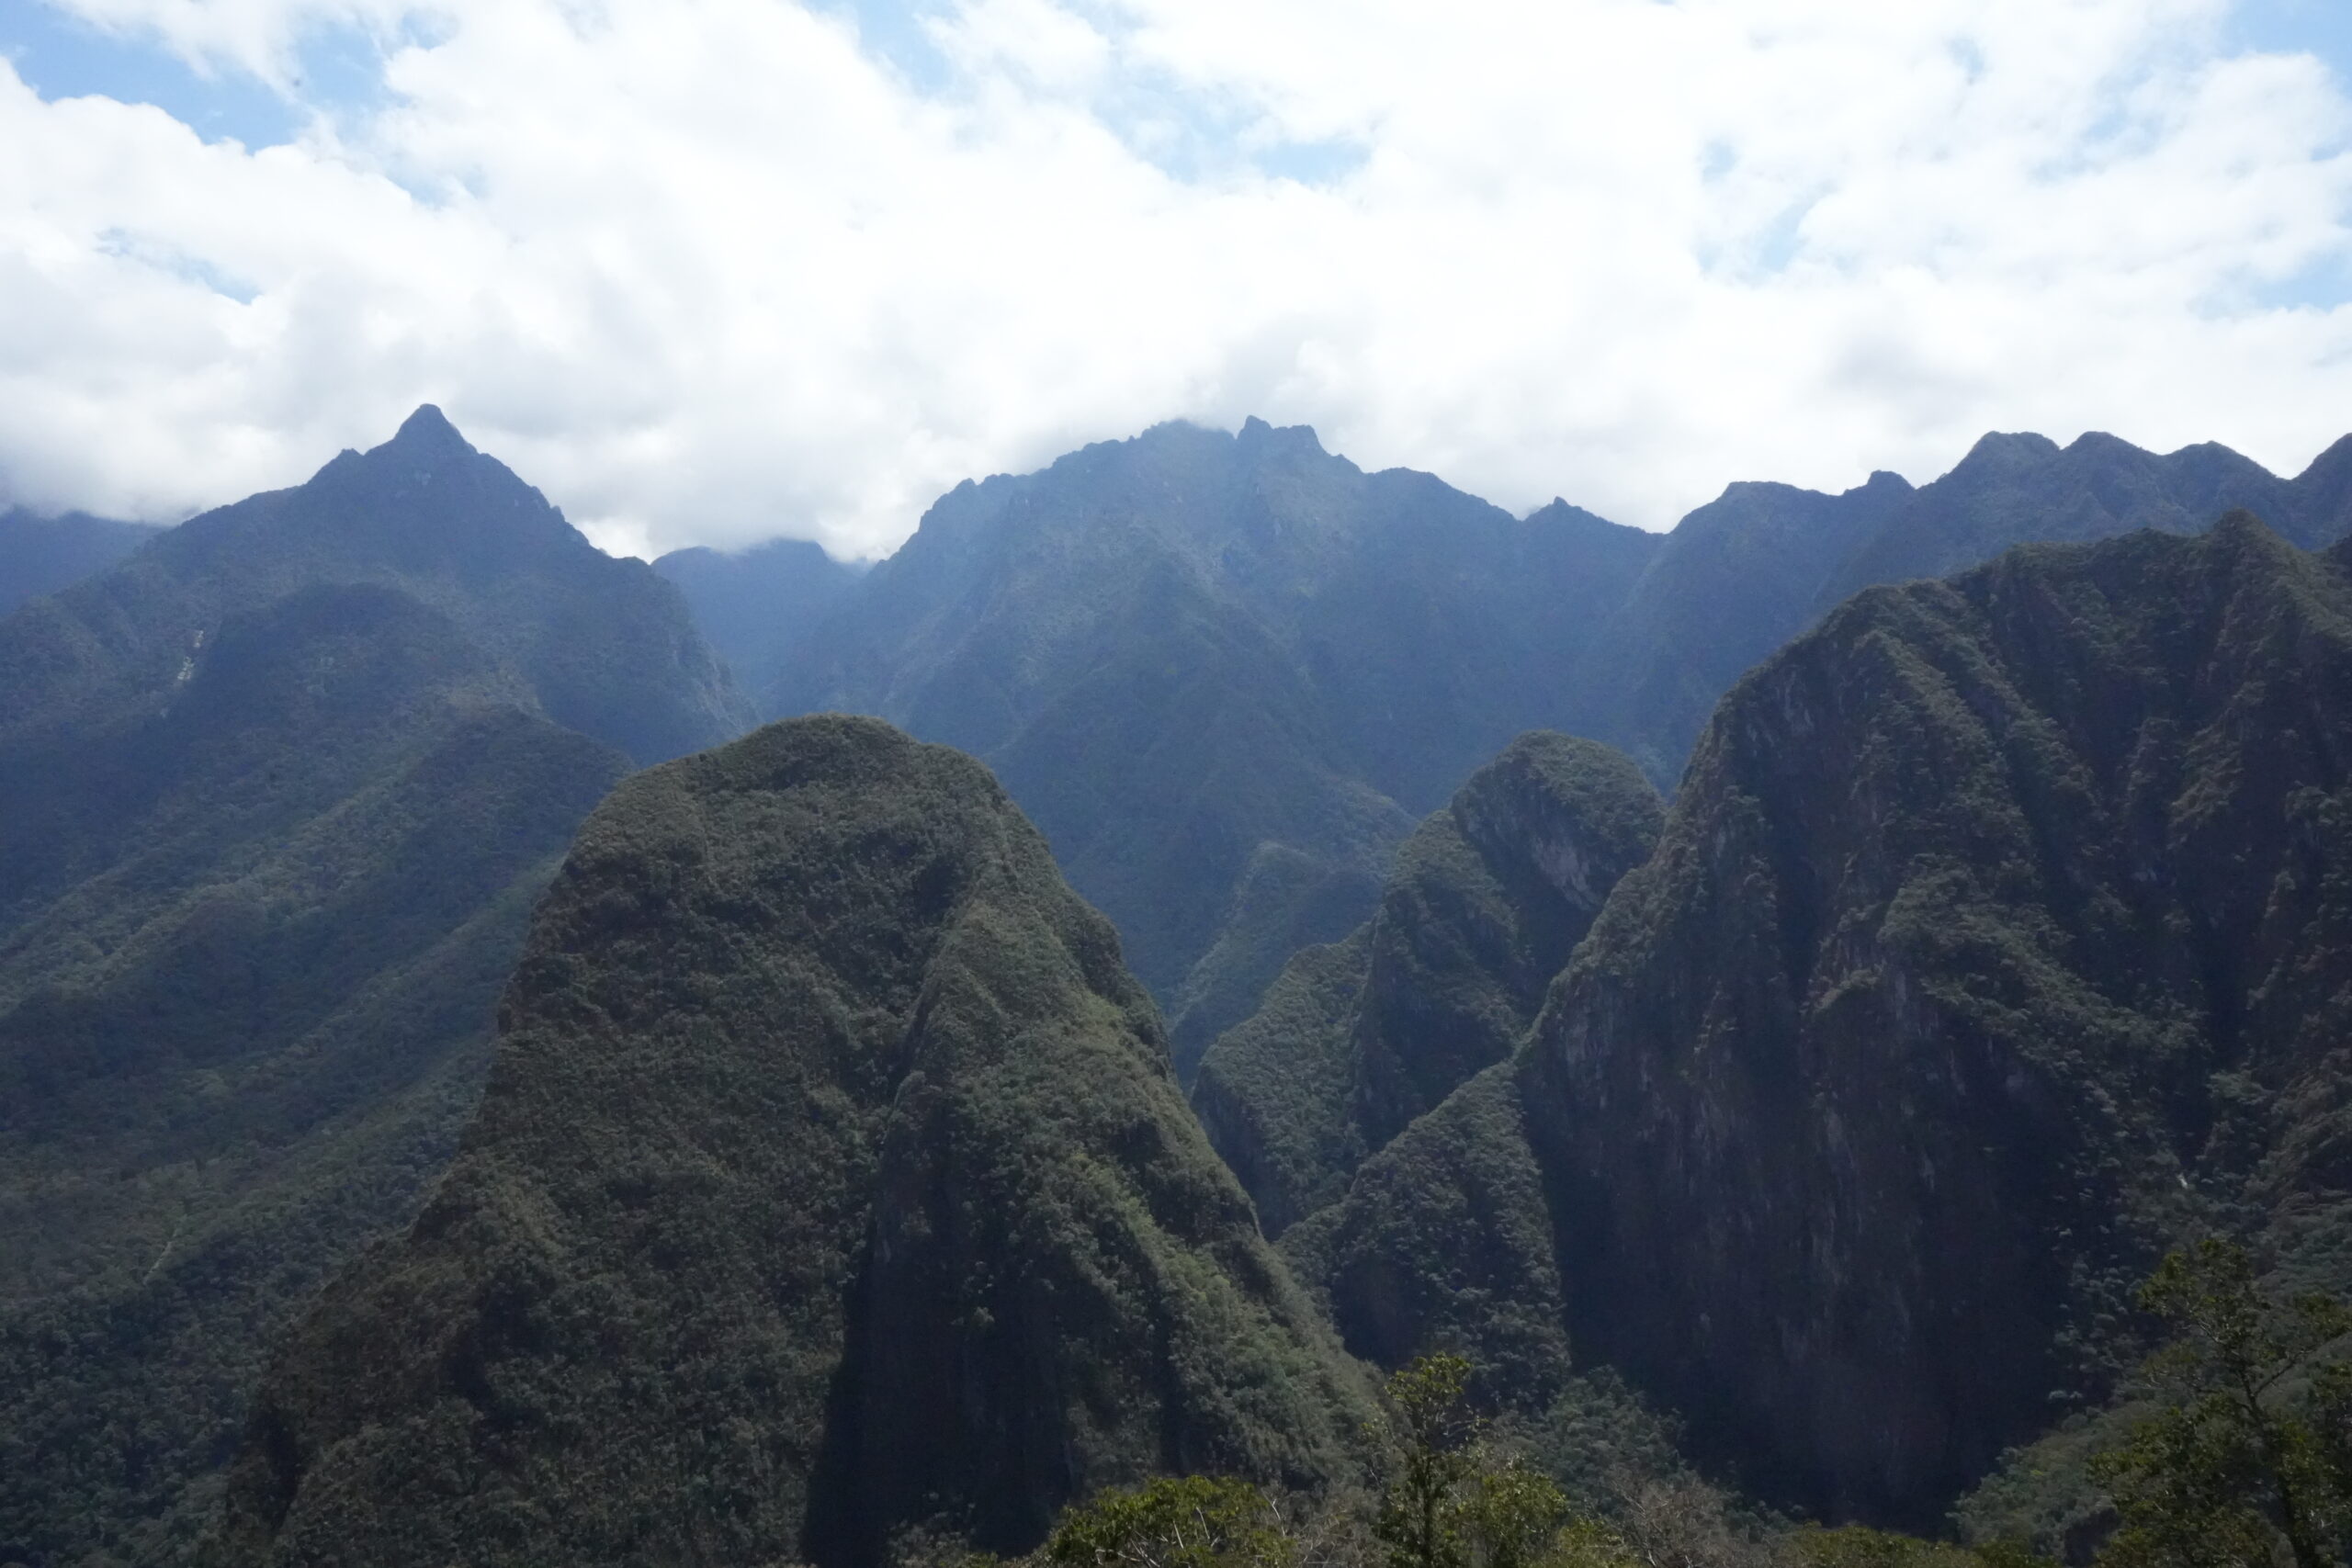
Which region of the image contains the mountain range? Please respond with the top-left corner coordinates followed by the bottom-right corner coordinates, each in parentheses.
top-left (202, 715), bottom-right (1369, 1568)
top-left (640, 422), bottom-right (2352, 1080)
top-left (9, 406), bottom-right (2352, 1564)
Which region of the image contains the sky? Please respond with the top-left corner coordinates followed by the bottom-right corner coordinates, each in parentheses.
top-left (5, 1), bottom-right (2352, 558)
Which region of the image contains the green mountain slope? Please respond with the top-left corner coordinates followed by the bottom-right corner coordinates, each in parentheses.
top-left (1821, 430), bottom-right (2312, 600)
top-left (0, 507), bottom-right (160, 619)
top-left (1193, 732), bottom-right (1661, 1236)
top-left (0, 410), bottom-right (746, 1566)
top-left (1291, 513), bottom-right (2352, 1532)
top-left (203, 716), bottom-right (1372, 1568)
top-left (1568, 472), bottom-right (1917, 784)
top-left (1577, 429), bottom-right (2352, 785)
top-left (771, 419), bottom-right (1659, 1076)
top-left (737, 421), bottom-right (2352, 1086)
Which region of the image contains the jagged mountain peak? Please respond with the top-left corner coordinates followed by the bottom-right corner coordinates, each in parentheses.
top-left (1236, 412), bottom-right (1330, 457)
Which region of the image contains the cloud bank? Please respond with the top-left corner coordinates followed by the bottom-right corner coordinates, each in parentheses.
top-left (4, 0), bottom-right (2351, 557)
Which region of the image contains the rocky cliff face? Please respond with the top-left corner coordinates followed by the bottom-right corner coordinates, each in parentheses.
top-left (1193, 732), bottom-right (1660, 1236)
top-left (205, 716), bottom-right (1370, 1568)
top-left (1524, 513), bottom-right (2352, 1524)
top-left (732, 420), bottom-right (2352, 1087)
top-left (1294, 514), bottom-right (2352, 1529)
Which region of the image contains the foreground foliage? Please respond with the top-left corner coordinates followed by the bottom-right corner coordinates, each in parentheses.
top-left (2086, 1240), bottom-right (2352, 1568)
top-left (1033, 1360), bottom-right (2042, 1568)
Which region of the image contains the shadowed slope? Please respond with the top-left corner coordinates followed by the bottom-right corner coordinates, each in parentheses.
top-left (0, 585), bottom-right (629, 1565)
top-left (654, 536), bottom-right (864, 699)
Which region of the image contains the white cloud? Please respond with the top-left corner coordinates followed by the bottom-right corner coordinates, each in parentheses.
top-left (3, 0), bottom-right (2351, 558)
top-left (37, 0), bottom-right (422, 84)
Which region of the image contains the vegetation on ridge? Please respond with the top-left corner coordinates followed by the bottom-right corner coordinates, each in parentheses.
top-left (1193, 731), bottom-right (1661, 1238)
top-left (203, 715), bottom-right (1372, 1568)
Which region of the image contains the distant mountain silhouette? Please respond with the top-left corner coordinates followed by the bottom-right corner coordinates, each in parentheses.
top-left (768, 418), bottom-right (1658, 1076)
top-left (654, 535), bottom-right (864, 699)
top-left (0, 506), bottom-right (160, 618)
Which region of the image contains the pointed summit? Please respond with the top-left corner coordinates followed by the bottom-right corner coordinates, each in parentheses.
top-left (387, 402), bottom-right (472, 457)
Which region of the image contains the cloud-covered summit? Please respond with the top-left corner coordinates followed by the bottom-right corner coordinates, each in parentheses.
top-left (5, 0), bottom-right (2352, 558)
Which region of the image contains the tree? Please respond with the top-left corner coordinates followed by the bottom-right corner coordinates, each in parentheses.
top-left (2091, 1238), bottom-right (2352, 1568)
top-left (1046, 1475), bottom-right (1295, 1568)
top-left (1371, 1354), bottom-right (1637, 1568)
top-left (1375, 1356), bottom-right (1481, 1568)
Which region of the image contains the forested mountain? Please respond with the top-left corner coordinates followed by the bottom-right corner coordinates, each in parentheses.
top-left (1192, 732), bottom-right (1661, 1236)
top-left (0, 410), bottom-right (743, 1565)
top-left (204, 716), bottom-right (1371, 1568)
top-left (744, 422), bottom-right (2352, 1077)
top-left (0, 507), bottom-right (161, 618)
top-left (653, 535), bottom-right (865, 698)
top-left (14, 402), bottom-right (2352, 1563)
top-left (1282, 513), bottom-right (2352, 1539)
top-left (768, 418), bottom-right (1658, 1076)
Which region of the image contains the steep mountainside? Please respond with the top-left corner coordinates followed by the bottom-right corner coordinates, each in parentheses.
top-left (1291, 513), bottom-right (2352, 1531)
top-left (1193, 732), bottom-right (1661, 1235)
top-left (204, 716), bottom-right (1371, 1568)
top-left (0, 411), bottom-right (742, 1566)
top-left (736, 422), bottom-right (2352, 1077)
top-left (772, 418), bottom-right (1660, 1073)
top-left (0, 507), bottom-right (160, 618)
top-left (654, 536), bottom-right (864, 699)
